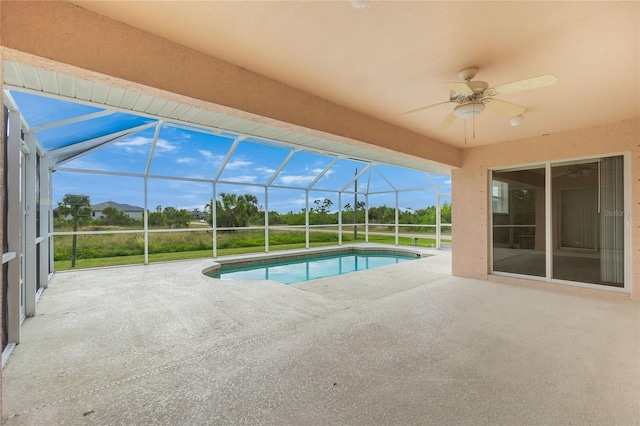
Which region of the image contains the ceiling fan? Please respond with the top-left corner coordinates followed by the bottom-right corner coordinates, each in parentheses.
top-left (403, 67), bottom-right (558, 129)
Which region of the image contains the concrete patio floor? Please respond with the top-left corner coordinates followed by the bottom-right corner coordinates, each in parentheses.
top-left (2, 245), bottom-right (639, 425)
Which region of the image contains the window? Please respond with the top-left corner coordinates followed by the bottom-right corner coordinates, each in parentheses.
top-left (492, 180), bottom-right (509, 214)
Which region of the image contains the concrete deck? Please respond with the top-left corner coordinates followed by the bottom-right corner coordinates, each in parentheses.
top-left (2, 245), bottom-right (639, 425)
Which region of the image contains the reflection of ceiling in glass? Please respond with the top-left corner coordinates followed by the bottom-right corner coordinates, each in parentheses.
top-left (7, 89), bottom-right (451, 194)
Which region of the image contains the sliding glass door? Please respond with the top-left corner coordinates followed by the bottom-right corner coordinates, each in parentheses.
top-left (492, 167), bottom-right (546, 277)
top-left (491, 155), bottom-right (626, 289)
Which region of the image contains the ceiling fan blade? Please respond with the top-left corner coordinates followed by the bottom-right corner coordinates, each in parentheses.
top-left (446, 82), bottom-right (474, 94)
top-left (485, 99), bottom-right (527, 116)
top-left (438, 110), bottom-right (457, 129)
top-left (401, 101), bottom-right (451, 115)
top-left (492, 74), bottom-right (558, 94)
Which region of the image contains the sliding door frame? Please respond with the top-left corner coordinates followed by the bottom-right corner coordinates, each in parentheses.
top-left (489, 152), bottom-right (631, 293)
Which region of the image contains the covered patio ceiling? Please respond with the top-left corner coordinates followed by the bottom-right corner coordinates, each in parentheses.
top-left (62, 1), bottom-right (638, 148)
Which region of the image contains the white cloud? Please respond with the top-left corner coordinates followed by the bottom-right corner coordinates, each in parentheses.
top-left (62, 158), bottom-right (112, 172)
top-left (114, 136), bottom-right (177, 154)
top-left (186, 174), bottom-right (207, 180)
top-left (154, 139), bottom-right (177, 152)
top-left (226, 159), bottom-right (253, 169)
top-left (256, 166), bottom-right (275, 175)
top-left (223, 185), bottom-right (262, 195)
top-left (226, 175), bottom-right (256, 183)
top-left (243, 186), bottom-right (263, 194)
top-left (114, 136), bottom-right (147, 150)
top-left (311, 167), bottom-right (329, 175)
top-left (176, 157), bottom-right (196, 164)
top-left (194, 152), bottom-right (252, 170)
top-left (279, 174), bottom-right (316, 185)
top-left (166, 181), bottom-right (189, 189)
top-left (198, 150), bottom-right (223, 165)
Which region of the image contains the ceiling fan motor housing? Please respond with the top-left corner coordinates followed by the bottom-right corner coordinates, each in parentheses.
top-left (454, 102), bottom-right (486, 118)
top-left (468, 80), bottom-right (488, 93)
top-left (458, 66), bottom-right (479, 81)
top-left (450, 80), bottom-right (490, 103)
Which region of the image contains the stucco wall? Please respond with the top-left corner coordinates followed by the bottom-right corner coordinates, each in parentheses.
top-left (452, 118), bottom-right (640, 299)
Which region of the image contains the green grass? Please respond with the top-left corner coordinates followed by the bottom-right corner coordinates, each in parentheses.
top-left (53, 241), bottom-right (349, 271)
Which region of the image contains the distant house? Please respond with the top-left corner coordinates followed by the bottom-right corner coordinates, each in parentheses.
top-left (191, 209), bottom-right (205, 220)
top-left (91, 201), bottom-right (144, 220)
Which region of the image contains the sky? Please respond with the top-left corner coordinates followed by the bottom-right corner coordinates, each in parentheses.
top-left (12, 90), bottom-right (451, 214)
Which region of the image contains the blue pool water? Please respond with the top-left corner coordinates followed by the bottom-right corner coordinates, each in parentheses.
top-left (209, 252), bottom-right (419, 284)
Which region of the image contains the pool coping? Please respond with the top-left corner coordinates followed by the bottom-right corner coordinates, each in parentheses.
top-left (202, 244), bottom-right (428, 276)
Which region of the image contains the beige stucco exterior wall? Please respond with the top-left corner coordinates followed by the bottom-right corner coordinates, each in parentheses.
top-left (0, 0), bottom-right (461, 170)
top-left (452, 119), bottom-right (640, 299)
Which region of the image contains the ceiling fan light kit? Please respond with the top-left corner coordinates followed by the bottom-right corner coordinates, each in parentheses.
top-left (454, 102), bottom-right (485, 119)
top-left (403, 66), bottom-right (557, 136)
top-left (509, 114), bottom-right (525, 127)
top-left (349, 0), bottom-right (370, 9)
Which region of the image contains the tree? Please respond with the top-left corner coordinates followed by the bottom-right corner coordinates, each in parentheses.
top-left (163, 206), bottom-right (192, 228)
top-left (101, 206), bottom-right (129, 226)
top-left (205, 193), bottom-right (260, 228)
top-left (148, 210), bottom-right (164, 227)
top-left (418, 206), bottom-right (436, 225)
top-left (58, 194), bottom-right (91, 267)
top-left (368, 205), bottom-right (395, 224)
top-left (309, 198), bottom-right (335, 225)
top-left (440, 201), bottom-right (452, 224)
top-left (146, 205), bottom-right (192, 228)
top-left (313, 198), bottom-right (333, 213)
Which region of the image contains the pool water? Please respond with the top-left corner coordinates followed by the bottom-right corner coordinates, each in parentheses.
top-left (209, 252), bottom-right (419, 284)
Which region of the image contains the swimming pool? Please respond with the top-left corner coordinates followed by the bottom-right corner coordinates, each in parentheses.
top-left (206, 249), bottom-right (421, 284)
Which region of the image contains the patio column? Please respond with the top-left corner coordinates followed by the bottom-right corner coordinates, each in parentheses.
top-left (6, 109), bottom-right (21, 344)
top-left (365, 194), bottom-right (369, 243)
top-left (212, 183), bottom-right (217, 258)
top-left (23, 132), bottom-right (36, 317)
top-left (394, 191), bottom-right (399, 246)
top-left (143, 177), bottom-right (149, 265)
top-left (305, 190), bottom-right (310, 249)
top-left (436, 192), bottom-right (442, 250)
top-left (264, 187), bottom-right (269, 253)
top-left (338, 193), bottom-right (342, 245)
top-left (38, 155), bottom-right (51, 288)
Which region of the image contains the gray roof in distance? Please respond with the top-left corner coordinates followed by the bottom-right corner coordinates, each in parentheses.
top-left (91, 201), bottom-right (144, 212)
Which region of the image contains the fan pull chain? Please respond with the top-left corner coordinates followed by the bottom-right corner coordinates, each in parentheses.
top-left (464, 119), bottom-right (467, 145)
top-left (473, 103), bottom-right (476, 139)
top-left (473, 115), bottom-right (476, 139)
